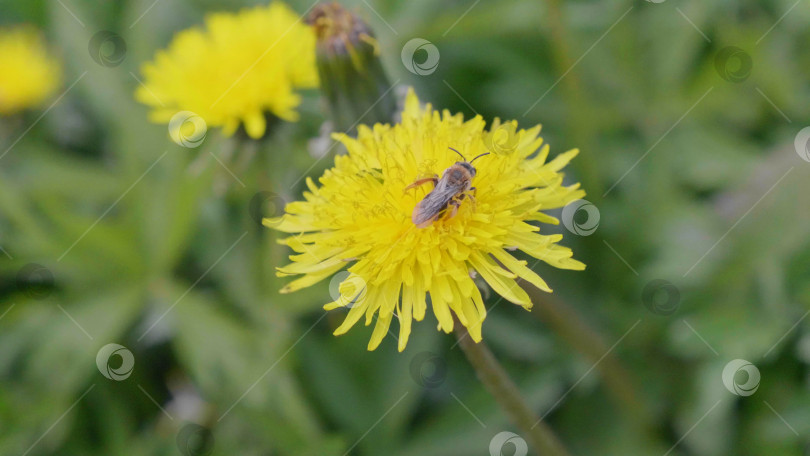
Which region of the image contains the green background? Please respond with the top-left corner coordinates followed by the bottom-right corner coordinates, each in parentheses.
top-left (1, 0), bottom-right (809, 455)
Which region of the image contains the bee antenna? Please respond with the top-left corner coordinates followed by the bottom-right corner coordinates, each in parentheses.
top-left (448, 147), bottom-right (467, 161)
top-left (469, 152), bottom-right (490, 164)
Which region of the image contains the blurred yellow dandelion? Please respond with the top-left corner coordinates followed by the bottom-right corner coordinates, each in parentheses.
top-left (0, 26), bottom-right (61, 116)
top-left (268, 89), bottom-right (586, 351)
top-left (135, 2), bottom-right (318, 139)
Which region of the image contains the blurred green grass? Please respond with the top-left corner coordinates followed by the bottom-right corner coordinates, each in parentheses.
top-left (1, 0), bottom-right (810, 455)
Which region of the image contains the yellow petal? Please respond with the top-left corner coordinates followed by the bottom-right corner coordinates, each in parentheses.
top-left (468, 252), bottom-right (531, 306)
top-left (244, 110), bottom-right (266, 139)
top-left (490, 248), bottom-right (552, 295)
top-left (398, 291), bottom-right (413, 352)
top-left (334, 286), bottom-right (378, 336)
top-left (368, 312), bottom-right (393, 351)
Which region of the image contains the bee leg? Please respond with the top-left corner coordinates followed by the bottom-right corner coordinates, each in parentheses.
top-left (463, 189), bottom-right (477, 211)
top-left (447, 199), bottom-right (461, 219)
top-left (404, 175), bottom-right (439, 193)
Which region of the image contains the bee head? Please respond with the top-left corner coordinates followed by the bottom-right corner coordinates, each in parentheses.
top-left (457, 161), bottom-right (476, 176)
top-left (448, 148), bottom-right (488, 177)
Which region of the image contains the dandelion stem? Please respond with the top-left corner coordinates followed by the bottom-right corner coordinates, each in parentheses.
top-left (454, 320), bottom-right (573, 456)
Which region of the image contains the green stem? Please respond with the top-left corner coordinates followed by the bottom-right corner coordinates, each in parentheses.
top-left (454, 319), bottom-right (573, 456)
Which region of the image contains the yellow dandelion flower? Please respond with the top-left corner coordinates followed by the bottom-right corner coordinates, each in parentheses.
top-left (0, 26), bottom-right (61, 116)
top-left (267, 89), bottom-right (586, 351)
top-left (136, 2), bottom-right (318, 139)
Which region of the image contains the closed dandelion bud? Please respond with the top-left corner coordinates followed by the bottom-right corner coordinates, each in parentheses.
top-left (306, 2), bottom-right (397, 135)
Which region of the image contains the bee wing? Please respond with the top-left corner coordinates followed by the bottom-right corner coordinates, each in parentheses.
top-left (412, 179), bottom-right (463, 227)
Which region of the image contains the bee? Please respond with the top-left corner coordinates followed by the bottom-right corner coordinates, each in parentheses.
top-left (405, 147), bottom-right (490, 228)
